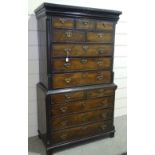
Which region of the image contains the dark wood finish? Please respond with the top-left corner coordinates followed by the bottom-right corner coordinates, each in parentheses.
top-left (52, 57), bottom-right (112, 72)
top-left (51, 120), bottom-right (113, 144)
top-left (52, 71), bottom-right (112, 89)
top-left (51, 96), bottom-right (114, 116)
top-left (35, 3), bottom-right (121, 155)
top-left (52, 44), bottom-right (113, 57)
top-left (51, 108), bottom-right (113, 131)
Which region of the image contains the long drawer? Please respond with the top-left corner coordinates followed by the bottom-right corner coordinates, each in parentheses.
top-left (53, 30), bottom-right (113, 43)
top-left (52, 57), bottom-right (112, 72)
top-left (51, 108), bottom-right (113, 131)
top-left (51, 87), bottom-right (115, 104)
top-left (51, 96), bottom-right (114, 116)
top-left (51, 120), bottom-right (113, 144)
top-left (52, 44), bottom-right (113, 57)
top-left (52, 71), bottom-right (112, 89)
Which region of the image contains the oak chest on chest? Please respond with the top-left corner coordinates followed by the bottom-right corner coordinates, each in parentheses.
top-left (35, 3), bottom-right (122, 155)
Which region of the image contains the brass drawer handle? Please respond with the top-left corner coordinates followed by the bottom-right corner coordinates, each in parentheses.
top-left (59, 18), bottom-right (65, 24)
top-left (82, 45), bottom-right (89, 51)
top-left (60, 133), bottom-right (67, 140)
top-left (102, 23), bottom-right (105, 27)
top-left (60, 107), bottom-right (68, 113)
top-left (65, 31), bottom-right (72, 38)
top-left (97, 33), bottom-right (104, 38)
top-left (97, 75), bottom-right (103, 80)
top-left (82, 21), bottom-right (89, 25)
top-left (64, 94), bottom-right (71, 99)
top-left (97, 60), bottom-right (103, 66)
top-left (81, 58), bottom-right (88, 64)
top-left (65, 78), bottom-right (72, 83)
top-left (64, 62), bottom-right (71, 68)
top-left (98, 48), bottom-right (104, 55)
top-left (64, 48), bottom-right (71, 53)
top-left (100, 124), bottom-right (107, 130)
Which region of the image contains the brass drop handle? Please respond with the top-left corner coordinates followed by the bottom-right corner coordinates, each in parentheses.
top-left (82, 45), bottom-right (89, 51)
top-left (64, 62), bottom-right (71, 68)
top-left (97, 75), bottom-right (103, 80)
top-left (65, 31), bottom-right (72, 38)
top-left (65, 78), bottom-right (72, 83)
top-left (64, 48), bottom-right (71, 62)
top-left (59, 18), bottom-right (65, 24)
top-left (102, 23), bottom-right (105, 27)
top-left (81, 58), bottom-right (88, 64)
top-left (97, 59), bottom-right (103, 65)
top-left (98, 48), bottom-right (104, 55)
top-left (82, 21), bottom-right (89, 25)
top-left (64, 94), bottom-right (71, 99)
top-left (60, 133), bottom-right (67, 140)
top-left (100, 124), bottom-right (107, 130)
top-left (60, 107), bottom-right (68, 113)
top-left (97, 33), bottom-right (104, 38)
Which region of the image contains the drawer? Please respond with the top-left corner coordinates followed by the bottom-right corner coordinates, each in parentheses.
top-left (96, 21), bottom-right (113, 31)
top-left (76, 19), bottom-right (95, 30)
top-left (51, 96), bottom-right (114, 116)
top-left (52, 44), bottom-right (113, 57)
top-left (52, 71), bottom-right (112, 89)
top-left (87, 87), bottom-right (114, 98)
top-left (52, 109), bottom-right (113, 131)
top-left (53, 30), bottom-right (85, 42)
top-left (51, 91), bottom-right (85, 104)
top-left (51, 120), bottom-right (113, 144)
top-left (52, 17), bottom-right (74, 28)
top-left (87, 32), bottom-right (113, 42)
top-left (52, 57), bottom-right (112, 72)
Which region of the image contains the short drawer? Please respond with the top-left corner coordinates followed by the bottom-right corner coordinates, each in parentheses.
top-left (52, 71), bottom-right (112, 89)
top-left (96, 21), bottom-right (113, 31)
top-left (51, 96), bottom-right (114, 116)
top-left (76, 19), bottom-right (95, 30)
top-left (51, 120), bottom-right (113, 144)
top-left (51, 91), bottom-right (85, 104)
top-left (52, 44), bottom-right (113, 57)
top-left (52, 57), bottom-right (112, 72)
top-left (53, 30), bottom-right (85, 42)
top-left (87, 32), bottom-right (113, 42)
top-left (52, 109), bottom-right (113, 131)
top-left (52, 17), bottom-right (74, 28)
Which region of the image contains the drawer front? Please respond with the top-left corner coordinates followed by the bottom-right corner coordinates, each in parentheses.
top-left (96, 21), bottom-right (113, 31)
top-left (52, 17), bottom-right (74, 28)
top-left (76, 19), bottom-right (95, 30)
top-left (52, 44), bottom-right (113, 57)
top-left (87, 87), bottom-right (114, 98)
top-left (53, 57), bottom-right (112, 72)
top-left (52, 109), bottom-right (113, 131)
top-left (53, 30), bottom-right (85, 42)
top-left (51, 96), bottom-right (113, 116)
top-left (51, 91), bottom-right (85, 104)
top-left (87, 32), bottom-right (113, 42)
top-left (51, 120), bottom-right (113, 144)
top-left (52, 71), bottom-right (112, 89)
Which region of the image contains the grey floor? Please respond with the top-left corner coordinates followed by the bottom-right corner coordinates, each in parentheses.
top-left (28, 115), bottom-right (127, 155)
